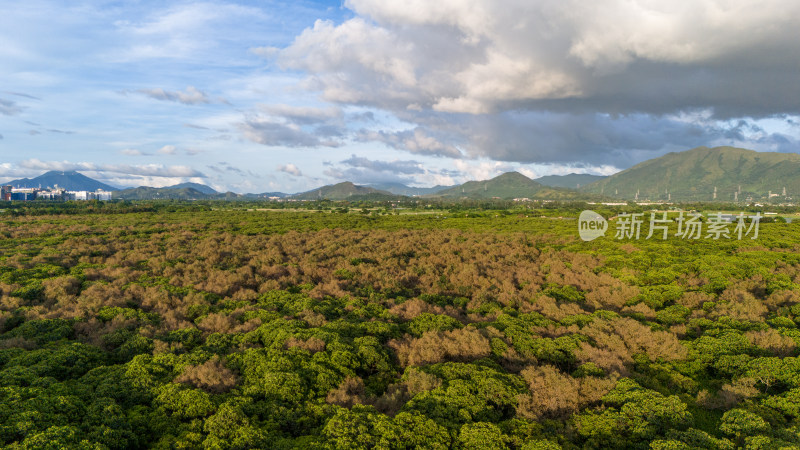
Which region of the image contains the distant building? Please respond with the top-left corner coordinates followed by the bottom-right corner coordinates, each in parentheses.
top-left (71, 191), bottom-right (90, 201)
top-left (36, 188), bottom-right (67, 201)
top-left (1, 187), bottom-right (112, 202)
top-left (67, 189), bottom-right (113, 201)
top-left (10, 189), bottom-right (37, 201)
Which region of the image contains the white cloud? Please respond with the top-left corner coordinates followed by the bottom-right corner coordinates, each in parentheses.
top-left (426, 173), bottom-right (457, 187)
top-left (239, 102), bottom-right (345, 148)
top-left (278, 163), bottom-right (303, 177)
top-left (269, 0), bottom-right (800, 168)
top-left (564, 1), bottom-right (800, 69)
top-left (516, 163), bottom-right (620, 180)
top-left (157, 145), bottom-right (177, 155)
top-left (101, 175), bottom-right (207, 189)
top-left (241, 118), bottom-right (337, 147)
top-left (19, 159), bottom-right (205, 177)
top-left (259, 104), bottom-right (342, 124)
top-left (452, 160), bottom-right (517, 182)
top-left (277, 18), bottom-right (424, 109)
top-left (341, 155), bottom-right (424, 174)
top-left (0, 163), bottom-right (43, 182)
top-left (355, 128), bottom-right (462, 158)
top-left (135, 86), bottom-right (210, 105)
top-left (120, 148), bottom-right (146, 156)
top-left (250, 46), bottom-right (279, 58)
top-left (324, 0), bottom-right (800, 114)
top-left (114, 2), bottom-right (268, 61)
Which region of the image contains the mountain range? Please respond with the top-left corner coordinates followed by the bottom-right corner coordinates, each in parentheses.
top-left (290, 182), bottom-right (396, 201)
top-left (5, 171), bottom-right (117, 192)
top-left (365, 182), bottom-right (450, 196)
top-left (581, 146), bottom-right (800, 201)
top-left (165, 182), bottom-right (218, 195)
top-left (6, 146), bottom-right (800, 202)
top-left (113, 186), bottom-right (215, 201)
top-left (535, 173), bottom-right (607, 189)
top-left (430, 171), bottom-right (587, 200)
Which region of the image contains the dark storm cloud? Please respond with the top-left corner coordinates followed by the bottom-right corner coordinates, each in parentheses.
top-left (407, 111), bottom-right (799, 168)
top-left (272, 0), bottom-right (800, 167)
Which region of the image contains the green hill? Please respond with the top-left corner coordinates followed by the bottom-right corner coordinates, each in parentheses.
top-left (366, 182), bottom-right (450, 196)
top-left (431, 172), bottom-right (586, 200)
top-left (114, 186), bottom-right (247, 200)
top-left (290, 182), bottom-right (399, 200)
top-left (581, 146), bottom-right (800, 202)
top-left (114, 186), bottom-right (211, 200)
top-left (164, 182), bottom-right (218, 195)
top-left (535, 173), bottom-right (606, 189)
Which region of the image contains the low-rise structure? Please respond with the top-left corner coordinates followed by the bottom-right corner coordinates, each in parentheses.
top-left (0, 186), bottom-right (113, 202)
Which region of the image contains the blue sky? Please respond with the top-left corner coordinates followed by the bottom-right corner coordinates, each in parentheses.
top-left (2, 0), bottom-right (800, 193)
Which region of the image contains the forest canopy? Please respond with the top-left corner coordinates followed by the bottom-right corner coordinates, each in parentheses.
top-left (2, 203), bottom-right (800, 448)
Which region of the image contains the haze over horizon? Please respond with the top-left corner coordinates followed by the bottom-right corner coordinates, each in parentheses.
top-left (2, 0), bottom-right (800, 193)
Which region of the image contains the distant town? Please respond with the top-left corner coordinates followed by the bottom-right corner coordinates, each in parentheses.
top-left (0, 185), bottom-right (112, 202)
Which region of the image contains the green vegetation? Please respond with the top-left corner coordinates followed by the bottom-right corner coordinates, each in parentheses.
top-left (113, 186), bottom-right (213, 201)
top-left (582, 146), bottom-right (800, 202)
top-left (291, 182), bottom-right (399, 201)
top-left (432, 172), bottom-right (588, 200)
top-left (534, 174), bottom-right (607, 190)
top-left (2, 202), bottom-right (800, 448)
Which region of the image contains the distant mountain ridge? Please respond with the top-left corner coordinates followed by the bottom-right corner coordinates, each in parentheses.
top-left (114, 185), bottom-right (245, 200)
top-left (365, 182), bottom-right (451, 196)
top-left (114, 186), bottom-right (211, 200)
top-left (5, 171), bottom-right (118, 192)
top-left (164, 182), bottom-right (218, 195)
top-left (11, 146), bottom-right (799, 203)
top-left (431, 171), bottom-right (588, 200)
top-left (291, 182), bottom-right (398, 200)
top-left (535, 173), bottom-right (607, 189)
top-left (580, 146), bottom-right (800, 201)
top-left (244, 192), bottom-right (288, 199)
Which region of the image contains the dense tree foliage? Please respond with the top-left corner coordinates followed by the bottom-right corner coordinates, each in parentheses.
top-left (1, 204), bottom-right (800, 448)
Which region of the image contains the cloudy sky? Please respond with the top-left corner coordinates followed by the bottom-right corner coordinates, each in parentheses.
top-left (2, 0), bottom-right (800, 193)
